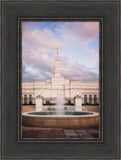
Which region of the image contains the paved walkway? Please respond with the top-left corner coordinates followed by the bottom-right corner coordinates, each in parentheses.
top-left (22, 126), bottom-right (99, 139)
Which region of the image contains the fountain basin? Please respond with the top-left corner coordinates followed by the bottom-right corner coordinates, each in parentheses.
top-left (22, 111), bottom-right (99, 128)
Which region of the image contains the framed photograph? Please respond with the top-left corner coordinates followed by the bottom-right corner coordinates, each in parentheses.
top-left (21, 19), bottom-right (101, 141)
top-left (1, 0), bottom-right (120, 159)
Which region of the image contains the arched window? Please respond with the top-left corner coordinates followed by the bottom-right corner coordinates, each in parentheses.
top-left (46, 100), bottom-right (50, 105)
top-left (89, 95), bottom-right (92, 104)
top-left (84, 95), bottom-right (87, 104)
top-left (24, 95), bottom-right (27, 104)
top-left (29, 95), bottom-right (32, 104)
top-left (94, 95), bottom-right (97, 104)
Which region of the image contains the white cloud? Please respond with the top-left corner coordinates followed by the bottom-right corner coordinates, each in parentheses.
top-left (22, 22), bottom-right (99, 82)
top-left (56, 22), bottom-right (99, 45)
top-left (22, 24), bottom-right (64, 49)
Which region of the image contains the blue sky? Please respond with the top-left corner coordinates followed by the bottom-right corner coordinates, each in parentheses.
top-left (22, 21), bottom-right (99, 82)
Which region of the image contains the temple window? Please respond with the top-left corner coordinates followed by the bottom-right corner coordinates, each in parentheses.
top-left (94, 95), bottom-right (97, 104)
top-left (89, 95), bottom-right (92, 104)
top-left (84, 95), bottom-right (87, 104)
top-left (24, 95), bottom-right (27, 104)
top-left (29, 95), bottom-right (32, 104)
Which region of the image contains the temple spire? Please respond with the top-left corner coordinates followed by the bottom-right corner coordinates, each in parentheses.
top-left (56, 48), bottom-right (59, 55)
top-left (55, 48), bottom-right (61, 76)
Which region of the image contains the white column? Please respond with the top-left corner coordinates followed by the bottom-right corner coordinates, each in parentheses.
top-left (35, 96), bottom-right (43, 111)
top-left (75, 95), bottom-right (82, 111)
top-left (82, 96), bottom-right (84, 104)
top-left (97, 95), bottom-right (99, 104)
top-left (92, 95), bottom-right (94, 104)
top-left (32, 94), bottom-right (34, 104)
top-left (86, 95), bottom-right (89, 104)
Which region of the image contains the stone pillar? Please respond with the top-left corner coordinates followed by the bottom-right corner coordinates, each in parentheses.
top-left (97, 95), bottom-right (99, 104)
top-left (75, 95), bottom-right (82, 111)
top-left (87, 95), bottom-right (89, 104)
top-left (35, 95), bottom-right (43, 111)
top-left (92, 95), bottom-right (94, 104)
top-left (22, 95), bottom-right (24, 104)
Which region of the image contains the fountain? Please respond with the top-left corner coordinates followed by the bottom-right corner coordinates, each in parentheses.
top-left (56, 90), bottom-right (64, 115)
top-left (22, 111), bottom-right (99, 128)
top-left (22, 90), bottom-right (99, 128)
top-left (22, 96), bottom-right (99, 129)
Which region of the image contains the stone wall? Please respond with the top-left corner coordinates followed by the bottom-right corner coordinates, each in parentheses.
top-left (22, 105), bottom-right (35, 113)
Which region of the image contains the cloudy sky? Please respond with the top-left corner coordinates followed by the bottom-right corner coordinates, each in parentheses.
top-left (22, 21), bottom-right (99, 82)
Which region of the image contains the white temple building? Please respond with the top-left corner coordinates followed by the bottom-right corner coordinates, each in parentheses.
top-left (22, 48), bottom-right (99, 110)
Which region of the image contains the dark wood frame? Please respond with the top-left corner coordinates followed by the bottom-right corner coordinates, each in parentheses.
top-left (1, 0), bottom-right (120, 159)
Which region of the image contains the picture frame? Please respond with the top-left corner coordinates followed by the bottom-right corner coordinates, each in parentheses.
top-left (1, 0), bottom-right (120, 159)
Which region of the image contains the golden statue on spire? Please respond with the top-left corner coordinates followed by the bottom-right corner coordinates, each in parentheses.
top-left (56, 48), bottom-right (59, 55)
